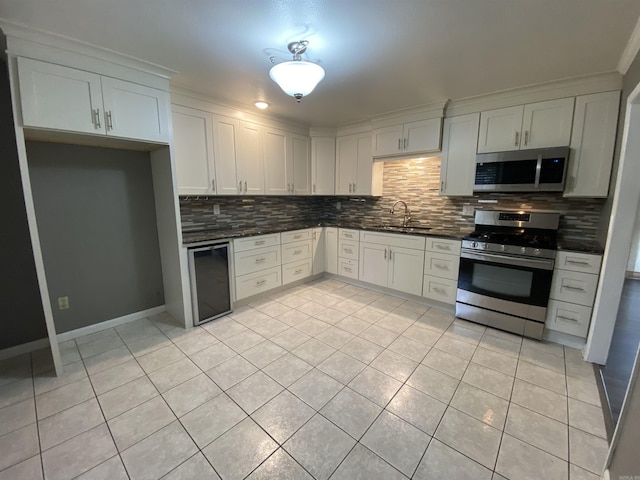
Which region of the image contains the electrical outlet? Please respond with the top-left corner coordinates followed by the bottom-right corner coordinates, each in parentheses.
top-left (462, 205), bottom-right (475, 216)
top-left (336, 202), bottom-right (341, 210)
top-left (213, 204), bottom-right (220, 215)
top-left (58, 296), bottom-right (69, 310)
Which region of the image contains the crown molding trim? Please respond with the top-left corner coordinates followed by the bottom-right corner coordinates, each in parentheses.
top-left (618, 16), bottom-right (640, 74)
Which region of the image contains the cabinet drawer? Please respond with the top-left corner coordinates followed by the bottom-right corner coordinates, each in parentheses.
top-left (549, 270), bottom-right (599, 306)
top-left (359, 230), bottom-right (426, 250)
top-left (234, 233), bottom-right (280, 252)
top-left (556, 251), bottom-right (602, 275)
top-left (282, 240), bottom-right (312, 264)
top-left (422, 275), bottom-right (457, 305)
top-left (426, 237), bottom-right (461, 254)
top-left (235, 266), bottom-right (282, 300)
top-left (282, 259), bottom-right (312, 285)
top-left (424, 252), bottom-right (460, 280)
top-left (234, 245), bottom-right (281, 276)
top-left (339, 228), bottom-right (359, 241)
top-left (338, 239), bottom-right (359, 260)
top-left (281, 229), bottom-right (311, 244)
top-left (338, 259), bottom-right (359, 279)
top-left (545, 299), bottom-right (592, 338)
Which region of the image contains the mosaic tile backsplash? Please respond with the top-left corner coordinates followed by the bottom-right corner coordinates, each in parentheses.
top-left (180, 157), bottom-right (605, 242)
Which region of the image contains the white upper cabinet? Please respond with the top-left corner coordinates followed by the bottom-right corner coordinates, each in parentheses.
top-left (372, 118), bottom-right (441, 157)
top-left (212, 115), bottom-right (241, 195)
top-left (292, 135), bottom-right (311, 195)
top-left (237, 121), bottom-right (265, 195)
top-left (311, 137), bottom-right (336, 195)
top-left (440, 113), bottom-right (480, 196)
top-left (263, 128), bottom-right (291, 195)
top-left (18, 57), bottom-right (170, 143)
top-left (172, 105), bottom-right (215, 195)
top-left (564, 91), bottom-right (620, 198)
top-left (477, 98), bottom-right (574, 153)
top-left (336, 133), bottom-right (383, 195)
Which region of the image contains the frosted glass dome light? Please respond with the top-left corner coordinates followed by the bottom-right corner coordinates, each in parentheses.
top-left (269, 41), bottom-right (325, 102)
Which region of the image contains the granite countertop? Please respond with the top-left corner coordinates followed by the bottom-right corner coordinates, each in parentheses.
top-left (556, 238), bottom-right (605, 255)
top-left (182, 222), bottom-right (469, 245)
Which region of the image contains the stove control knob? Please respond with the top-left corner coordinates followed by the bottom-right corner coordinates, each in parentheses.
top-left (471, 241), bottom-right (478, 248)
top-left (500, 245), bottom-right (507, 252)
top-left (520, 247), bottom-right (527, 254)
top-left (534, 248), bottom-right (541, 255)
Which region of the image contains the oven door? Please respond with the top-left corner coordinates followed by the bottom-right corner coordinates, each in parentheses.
top-left (457, 250), bottom-right (554, 321)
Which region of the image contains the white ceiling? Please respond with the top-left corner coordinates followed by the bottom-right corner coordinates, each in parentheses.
top-left (1, 0), bottom-right (639, 126)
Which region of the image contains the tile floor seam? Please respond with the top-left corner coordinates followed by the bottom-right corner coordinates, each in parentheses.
top-left (31, 354), bottom-right (46, 480)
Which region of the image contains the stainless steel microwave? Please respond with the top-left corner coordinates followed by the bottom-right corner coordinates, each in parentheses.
top-left (474, 147), bottom-right (569, 193)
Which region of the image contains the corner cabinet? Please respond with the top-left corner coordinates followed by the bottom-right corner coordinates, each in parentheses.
top-left (564, 91), bottom-right (620, 198)
top-left (311, 137), bottom-right (336, 195)
top-left (335, 133), bottom-right (383, 195)
top-left (439, 113), bottom-right (479, 196)
top-left (477, 98), bottom-right (574, 153)
top-left (371, 118), bottom-right (442, 158)
top-left (18, 57), bottom-right (170, 143)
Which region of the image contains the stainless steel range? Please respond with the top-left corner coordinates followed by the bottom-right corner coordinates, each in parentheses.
top-left (456, 210), bottom-right (560, 339)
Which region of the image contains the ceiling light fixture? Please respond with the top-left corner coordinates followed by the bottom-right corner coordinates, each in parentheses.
top-left (269, 40), bottom-right (325, 102)
top-left (254, 101), bottom-right (269, 109)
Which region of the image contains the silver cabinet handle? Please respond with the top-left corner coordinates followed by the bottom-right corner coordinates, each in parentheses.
top-left (348, 183), bottom-right (352, 193)
top-left (563, 285), bottom-right (586, 292)
top-left (344, 266), bottom-right (352, 273)
top-left (515, 131), bottom-right (519, 146)
top-left (441, 180), bottom-right (444, 192)
top-left (524, 131), bottom-right (529, 145)
top-left (256, 279), bottom-right (267, 286)
top-left (294, 250), bottom-right (302, 255)
top-left (313, 184), bottom-right (316, 193)
top-left (384, 249), bottom-right (387, 260)
top-left (557, 315), bottom-right (578, 322)
top-left (434, 263), bottom-right (448, 270)
top-left (398, 138), bottom-right (401, 151)
top-left (254, 240), bottom-right (266, 245)
top-left (389, 249), bottom-right (392, 260)
top-left (566, 260), bottom-right (591, 266)
top-left (433, 286), bottom-right (446, 294)
top-left (244, 180), bottom-right (247, 192)
top-left (294, 269), bottom-right (303, 275)
top-left (255, 257), bottom-right (266, 264)
top-left (93, 108), bottom-right (101, 129)
top-left (344, 248), bottom-right (352, 254)
top-left (352, 183), bottom-right (356, 192)
top-left (239, 181), bottom-right (242, 192)
top-left (211, 178), bottom-right (216, 192)
top-left (404, 137), bottom-right (408, 150)
top-left (435, 244), bottom-right (450, 250)
top-left (106, 110), bottom-right (113, 130)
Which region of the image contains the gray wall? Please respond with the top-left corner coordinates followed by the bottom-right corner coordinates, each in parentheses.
top-left (0, 62), bottom-right (48, 349)
top-left (28, 142), bottom-right (165, 333)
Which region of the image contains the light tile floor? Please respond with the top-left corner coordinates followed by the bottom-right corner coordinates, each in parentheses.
top-left (0, 278), bottom-right (610, 480)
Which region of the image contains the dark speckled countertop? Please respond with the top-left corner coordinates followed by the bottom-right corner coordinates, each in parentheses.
top-left (556, 238), bottom-right (604, 255)
top-left (182, 222), bottom-right (469, 246)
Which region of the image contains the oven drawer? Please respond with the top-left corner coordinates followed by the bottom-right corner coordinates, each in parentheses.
top-left (338, 258), bottom-right (359, 279)
top-left (556, 251), bottom-right (602, 275)
top-left (422, 275), bottom-right (457, 304)
top-left (282, 259), bottom-right (312, 285)
top-left (234, 233), bottom-right (280, 252)
top-left (545, 299), bottom-right (592, 338)
top-left (339, 228), bottom-right (359, 241)
top-left (281, 240), bottom-right (312, 264)
top-left (549, 269), bottom-right (599, 307)
top-left (424, 252), bottom-right (460, 280)
top-left (235, 266), bottom-right (282, 300)
top-left (426, 238), bottom-right (461, 255)
top-left (338, 239), bottom-right (359, 260)
top-left (281, 229), bottom-right (311, 244)
top-left (234, 245), bottom-right (281, 276)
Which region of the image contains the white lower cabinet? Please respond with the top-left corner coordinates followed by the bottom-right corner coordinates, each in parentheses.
top-left (312, 228), bottom-right (325, 275)
top-left (233, 233), bottom-right (282, 300)
top-left (338, 258), bottom-right (359, 279)
top-left (545, 251), bottom-right (602, 338)
top-left (281, 229), bottom-right (312, 285)
top-left (338, 228), bottom-right (360, 279)
top-left (283, 259), bottom-right (312, 285)
top-left (422, 238), bottom-right (461, 305)
top-left (235, 266), bottom-right (282, 300)
top-left (422, 277), bottom-right (458, 304)
top-left (325, 228), bottom-right (338, 274)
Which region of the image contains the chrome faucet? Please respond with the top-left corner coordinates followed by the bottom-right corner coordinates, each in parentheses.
top-left (390, 200), bottom-right (411, 227)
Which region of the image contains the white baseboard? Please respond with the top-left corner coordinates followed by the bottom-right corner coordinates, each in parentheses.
top-left (56, 305), bottom-right (166, 342)
top-left (0, 338), bottom-right (50, 361)
top-left (543, 329), bottom-right (588, 352)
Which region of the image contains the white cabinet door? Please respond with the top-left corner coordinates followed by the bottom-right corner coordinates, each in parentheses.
top-left (388, 247), bottom-right (424, 296)
top-left (311, 137), bottom-right (335, 195)
top-left (292, 135), bottom-right (311, 195)
top-left (312, 228), bottom-right (325, 275)
top-left (101, 76), bottom-right (170, 143)
top-left (172, 105), bottom-right (215, 195)
top-left (355, 134), bottom-right (382, 196)
top-left (263, 128), bottom-right (291, 195)
top-left (237, 121), bottom-right (265, 195)
top-left (359, 242), bottom-right (388, 287)
top-left (440, 113), bottom-right (479, 196)
top-left (372, 124), bottom-right (403, 157)
top-left (477, 105), bottom-right (524, 153)
top-left (404, 118), bottom-right (442, 154)
top-left (212, 115), bottom-right (240, 195)
top-left (18, 57), bottom-right (103, 135)
top-left (521, 98), bottom-right (574, 150)
top-left (325, 227), bottom-right (338, 274)
top-left (565, 91), bottom-right (620, 198)
top-left (336, 135), bottom-right (358, 194)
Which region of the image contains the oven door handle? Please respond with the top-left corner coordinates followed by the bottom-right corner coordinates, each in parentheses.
top-left (461, 250), bottom-right (554, 271)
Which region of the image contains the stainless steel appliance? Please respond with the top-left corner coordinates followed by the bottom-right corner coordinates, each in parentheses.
top-left (188, 242), bottom-right (232, 326)
top-left (456, 210), bottom-right (560, 338)
top-left (474, 147), bottom-right (569, 193)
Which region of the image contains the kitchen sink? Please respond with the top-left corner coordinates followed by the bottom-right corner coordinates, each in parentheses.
top-left (376, 225), bottom-right (432, 233)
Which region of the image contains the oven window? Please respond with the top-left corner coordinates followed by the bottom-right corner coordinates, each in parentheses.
top-left (471, 264), bottom-right (533, 298)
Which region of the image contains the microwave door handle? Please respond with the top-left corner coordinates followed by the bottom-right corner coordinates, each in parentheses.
top-left (534, 154), bottom-right (542, 188)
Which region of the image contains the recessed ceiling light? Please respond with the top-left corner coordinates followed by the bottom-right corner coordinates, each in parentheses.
top-left (254, 101), bottom-right (269, 109)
